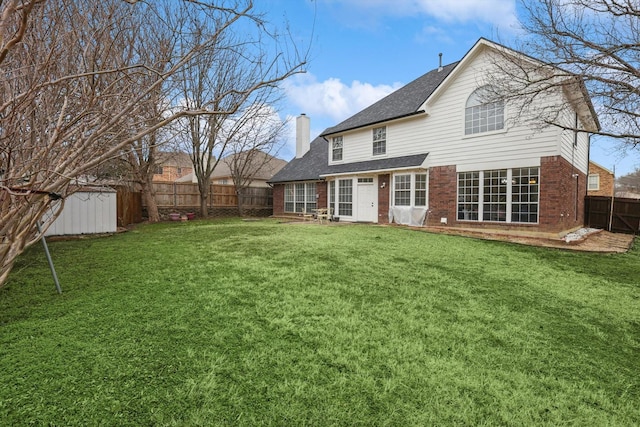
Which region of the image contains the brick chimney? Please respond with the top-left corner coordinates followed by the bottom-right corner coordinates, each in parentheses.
top-left (296, 114), bottom-right (310, 159)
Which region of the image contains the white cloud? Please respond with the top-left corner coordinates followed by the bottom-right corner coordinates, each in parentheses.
top-left (325, 0), bottom-right (519, 31)
top-left (283, 73), bottom-right (402, 123)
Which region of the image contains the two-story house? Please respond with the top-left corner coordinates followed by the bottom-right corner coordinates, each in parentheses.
top-left (270, 38), bottom-right (600, 233)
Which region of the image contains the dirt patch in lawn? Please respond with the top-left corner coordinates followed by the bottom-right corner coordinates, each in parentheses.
top-left (418, 227), bottom-right (635, 253)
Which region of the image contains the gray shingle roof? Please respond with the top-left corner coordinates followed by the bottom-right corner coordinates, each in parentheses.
top-left (321, 62), bottom-right (459, 136)
top-left (270, 63), bottom-right (458, 184)
top-left (268, 137), bottom-right (328, 183)
top-left (322, 153), bottom-right (428, 176)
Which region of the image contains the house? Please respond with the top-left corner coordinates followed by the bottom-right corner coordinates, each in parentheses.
top-left (587, 161), bottom-right (615, 197)
top-left (208, 150), bottom-right (287, 188)
top-left (152, 152), bottom-right (193, 182)
top-left (269, 38), bottom-right (599, 233)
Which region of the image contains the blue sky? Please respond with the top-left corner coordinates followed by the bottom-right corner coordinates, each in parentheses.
top-left (259, 0), bottom-right (638, 177)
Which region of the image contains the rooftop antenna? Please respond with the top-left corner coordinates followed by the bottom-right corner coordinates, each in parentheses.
top-left (438, 53), bottom-right (443, 72)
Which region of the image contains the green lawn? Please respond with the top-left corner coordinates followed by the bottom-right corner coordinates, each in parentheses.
top-left (1, 219), bottom-right (639, 426)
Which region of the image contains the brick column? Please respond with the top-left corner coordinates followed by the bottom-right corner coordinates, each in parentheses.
top-left (539, 155), bottom-right (586, 232)
top-left (272, 184), bottom-right (284, 216)
top-left (377, 174), bottom-right (390, 224)
top-left (426, 165), bottom-right (457, 227)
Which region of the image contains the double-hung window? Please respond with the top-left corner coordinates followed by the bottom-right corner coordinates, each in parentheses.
top-left (332, 136), bottom-right (343, 161)
top-left (393, 173), bottom-right (427, 207)
top-left (394, 175), bottom-right (411, 206)
top-left (284, 182), bottom-right (316, 213)
top-left (373, 127), bottom-right (386, 155)
top-left (588, 174), bottom-right (600, 191)
top-left (415, 174), bottom-right (427, 206)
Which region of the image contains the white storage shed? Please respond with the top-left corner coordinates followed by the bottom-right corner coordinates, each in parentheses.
top-left (45, 187), bottom-right (117, 236)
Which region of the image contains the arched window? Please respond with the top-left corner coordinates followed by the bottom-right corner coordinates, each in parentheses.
top-left (465, 86), bottom-right (504, 135)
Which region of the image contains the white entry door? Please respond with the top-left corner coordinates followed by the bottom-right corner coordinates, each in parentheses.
top-left (356, 180), bottom-right (377, 222)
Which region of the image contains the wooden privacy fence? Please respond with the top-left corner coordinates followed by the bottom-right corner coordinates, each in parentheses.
top-left (151, 182), bottom-right (272, 209)
top-left (585, 196), bottom-right (640, 234)
top-left (115, 186), bottom-right (143, 227)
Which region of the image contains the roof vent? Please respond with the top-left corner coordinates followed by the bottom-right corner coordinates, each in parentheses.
top-left (438, 53), bottom-right (443, 72)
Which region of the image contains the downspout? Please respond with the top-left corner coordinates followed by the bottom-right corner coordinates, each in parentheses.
top-left (608, 165), bottom-right (615, 232)
top-left (572, 113), bottom-right (579, 222)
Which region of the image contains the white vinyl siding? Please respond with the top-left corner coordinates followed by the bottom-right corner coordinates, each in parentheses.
top-left (333, 48), bottom-right (575, 172)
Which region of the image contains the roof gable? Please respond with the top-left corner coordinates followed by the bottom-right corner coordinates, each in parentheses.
top-left (321, 62), bottom-right (458, 136)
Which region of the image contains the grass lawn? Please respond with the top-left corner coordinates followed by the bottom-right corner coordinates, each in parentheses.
top-left (1, 219), bottom-right (639, 425)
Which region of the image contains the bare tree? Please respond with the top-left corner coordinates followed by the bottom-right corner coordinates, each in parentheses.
top-left (176, 12), bottom-right (297, 217)
top-left (0, 0), bottom-right (307, 288)
top-left (485, 0), bottom-right (638, 144)
top-left (616, 168), bottom-right (640, 194)
top-left (221, 104), bottom-right (287, 215)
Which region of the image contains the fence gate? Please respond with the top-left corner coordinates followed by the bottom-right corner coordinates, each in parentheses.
top-left (585, 196), bottom-right (640, 234)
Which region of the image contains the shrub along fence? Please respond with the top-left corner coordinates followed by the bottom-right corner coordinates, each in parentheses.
top-left (585, 195), bottom-right (640, 234)
top-left (147, 182), bottom-right (273, 218)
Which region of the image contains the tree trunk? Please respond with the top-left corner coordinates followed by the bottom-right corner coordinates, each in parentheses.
top-left (237, 186), bottom-right (245, 216)
top-left (0, 194), bottom-right (58, 288)
top-left (141, 176), bottom-right (160, 222)
top-left (199, 182), bottom-right (209, 218)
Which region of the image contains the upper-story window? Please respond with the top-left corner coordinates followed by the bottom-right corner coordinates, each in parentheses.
top-left (373, 126), bottom-right (386, 155)
top-left (332, 136), bottom-right (343, 161)
top-left (465, 86), bottom-right (504, 135)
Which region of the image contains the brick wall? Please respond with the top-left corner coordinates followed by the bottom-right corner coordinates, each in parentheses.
top-left (587, 162), bottom-right (615, 197)
top-left (153, 166), bottom-right (193, 182)
top-left (426, 165), bottom-right (457, 227)
top-left (426, 157), bottom-right (585, 233)
top-left (377, 174), bottom-right (390, 224)
top-left (271, 181), bottom-right (327, 217)
top-left (539, 155), bottom-right (585, 231)
top-left (316, 181), bottom-right (327, 208)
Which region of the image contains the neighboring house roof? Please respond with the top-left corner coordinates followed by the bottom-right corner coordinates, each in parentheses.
top-left (213, 151), bottom-right (287, 181)
top-left (322, 62), bottom-right (459, 136)
top-left (156, 151), bottom-right (193, 168)
top-left (588, 160), bottom-right (614, 175)
top-left (616, 191), bottom-right (640, 199)
top-left (321, 153), bottom-right (428, 177)
top-left (269, 137), bottom-right (328, 183)
top-left (175, 173), bottom-right (193, 183)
